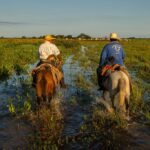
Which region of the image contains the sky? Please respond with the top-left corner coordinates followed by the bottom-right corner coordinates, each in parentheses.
top-left (0, 0), bottom-right (150, 38)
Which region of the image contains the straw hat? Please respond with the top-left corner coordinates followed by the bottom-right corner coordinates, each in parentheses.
top-left (44, 35), bottom-right (56, 41)
top-left (110, 32), bottom-right (120, 40)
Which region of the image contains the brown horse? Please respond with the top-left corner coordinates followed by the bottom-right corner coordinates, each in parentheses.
top-left (35, 65), bottom-right (56, 105)
top-left (32, 54), bottom-right (64, 105)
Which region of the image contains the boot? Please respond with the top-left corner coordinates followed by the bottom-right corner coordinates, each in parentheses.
top-left (97, 68), bottom-right (104, 91)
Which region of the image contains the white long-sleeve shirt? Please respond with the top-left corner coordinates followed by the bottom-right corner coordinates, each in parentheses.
top-left (38, 41), bottom-right (60, 60)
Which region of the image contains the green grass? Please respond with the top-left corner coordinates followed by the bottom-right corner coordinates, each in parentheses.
top-left (0, 38), bottom-right (81, 80)
top-left (2, 38), bottom-right (150, 148)
top-left (28, 103), bottom-right (64, 149)
top-left (78, 40), bottom-right (150, 82)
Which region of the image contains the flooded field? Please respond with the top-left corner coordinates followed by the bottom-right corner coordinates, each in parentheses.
top-left (0, 39), bottom-right (150, 149)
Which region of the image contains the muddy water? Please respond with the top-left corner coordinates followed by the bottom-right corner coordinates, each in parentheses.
top-left (0, 46), bottom-right (96, 149)
top-left (0, 69), bottom-right (35, 149)
top-left (62, 54), bottom-right (93, 136)
top-left (127, 122), bottom-right (150, 150)
top-left (62, 46), bottom-right (150, 149)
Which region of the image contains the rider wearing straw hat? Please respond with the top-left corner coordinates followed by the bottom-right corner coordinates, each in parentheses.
top-left (37, 35), bottom-right (62, 65)
top-left (32, 34), bottom-right (66, 88)
top-left (99, 32), bottom-right (125, 66)
top-left (97, 32), bottom-right (125, 90)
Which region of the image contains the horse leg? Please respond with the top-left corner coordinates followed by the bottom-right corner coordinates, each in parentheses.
top-left (117, 78), bottom-right (126, 115)
top-left (114, 95), bottom-right (126, 114)
top-left (47, 87), bottom-right (55, 104)
top-left (36, 84), bottom-right (43, 106)
top-left (113, 94), bottom-right (118, 110)
top-left (125, 95), bottom-right (130, 118)
top-left (98, 90), bottom-right (114, 113)
top-left (42, 94), bottom-right (48, 104)
top-left (48, 93), bottom-right (52, 103)
top-left (36, 96), bottom-right (43, 107)
top-left (103, 91), bottom-right (112, 107)
top-left (96, 96), bottom-right (114, 113)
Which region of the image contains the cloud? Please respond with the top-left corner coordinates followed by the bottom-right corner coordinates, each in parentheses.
top-left (0, 21), bottom-right (27, 25)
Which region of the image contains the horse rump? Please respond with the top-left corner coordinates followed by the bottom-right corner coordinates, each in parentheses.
top-left (36, 68), bottom-right (55, 106)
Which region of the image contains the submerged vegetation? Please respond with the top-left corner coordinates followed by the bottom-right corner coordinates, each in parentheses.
top-left (1, 38), bottom-right (150, 149)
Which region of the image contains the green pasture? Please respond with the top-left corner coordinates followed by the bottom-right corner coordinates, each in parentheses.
top-left (0, 38), bottom-right (149, 81)
top-left (1, 38), bottom-right (150, 148)
top-left (0, 38), bottom-right (80, 80)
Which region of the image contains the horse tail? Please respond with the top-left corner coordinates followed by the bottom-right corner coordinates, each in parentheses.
top-left (118, 78), bottom-right (126, 108)
top-left (41, 75), bottom-right (47, 101)
top-left (43, 71), bottom-right (55, 101)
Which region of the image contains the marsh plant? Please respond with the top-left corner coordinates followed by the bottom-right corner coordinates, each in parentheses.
top-left (29, 99), bottom-right (64, 149)
top-left (75, 107), bottom-right (128, 149)
top-left (8, 93), bottom-right (32, 116)
top-left (0, 65), bottom-right (12, 80)
top-left (0, 39), bottom-right (81, 81)
top-left (68, 96), bottom-right (78, 106)
top-left (2, 38), bottom-right (150, 148)
top-left (75, 74), bottom-right (93, 91)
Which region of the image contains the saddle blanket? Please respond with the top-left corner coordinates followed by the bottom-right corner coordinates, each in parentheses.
top-left (101, 64), bottom-right (120, 76)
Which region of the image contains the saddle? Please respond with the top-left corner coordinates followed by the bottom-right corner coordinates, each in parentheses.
top-left (100, 64), bottom-right (132, 91)
top-left (101, 64), bottom-right (121, 76)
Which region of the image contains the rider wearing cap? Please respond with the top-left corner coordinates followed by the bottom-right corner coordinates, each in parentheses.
top-left (97, 32), bottom-right (125, 90)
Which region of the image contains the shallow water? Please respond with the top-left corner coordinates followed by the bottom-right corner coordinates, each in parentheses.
top-left (0, 117), bottom-right (32, 150)
top-left (0, 65), bottom-right (35, 149)
top-left (0, 46), bottom-right (96, 148)
top-left (0, 74), bottom-right (27, 115)
top-left (0, 46), bottom-right (149, 149)
top-left (62, 50), bottom-right (94, 136)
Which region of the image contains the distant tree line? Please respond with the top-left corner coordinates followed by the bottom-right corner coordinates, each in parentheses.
top-left (0, 33), bottom-right (93, 39)
top-left (0, 35), bottom-right (149, 40)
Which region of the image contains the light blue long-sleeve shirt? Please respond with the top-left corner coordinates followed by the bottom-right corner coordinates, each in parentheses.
top-left (99, 41), bottom-right (125, 67)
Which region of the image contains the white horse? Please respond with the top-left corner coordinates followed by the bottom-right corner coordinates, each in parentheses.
top-left (97, 70), bottom-right (131, 117)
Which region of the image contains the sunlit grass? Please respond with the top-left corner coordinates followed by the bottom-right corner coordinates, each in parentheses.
top-left (28, 100), bottom-right (64, 149)
top-left (0, 38), bottom-right (81, 80)
top-left (2, 38), bottom-right (150, 148)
